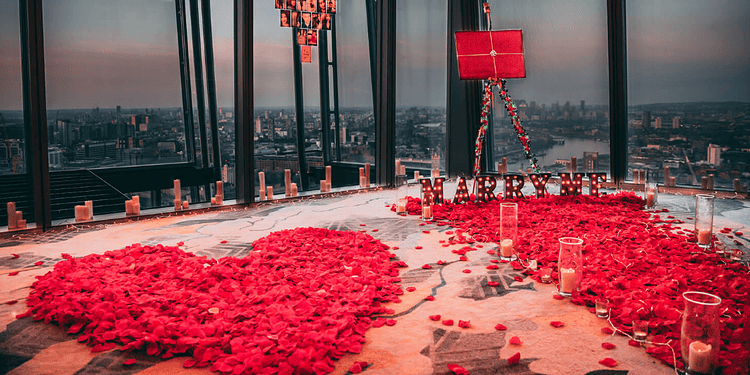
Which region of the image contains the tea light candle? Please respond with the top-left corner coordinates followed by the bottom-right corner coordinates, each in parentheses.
top-left (697, 230), bottom-right (711, 246)
top-left (540, 268), bottom-right (552, 283)
top-left (422, 205), bottom-right (432, 220)
top-left (560, 267), bottom-right (577, 294)
top-left (528, 259), bottom-right (537, 270)
top-left (211, 197), bottom-right (217, 205)
top-left (688, 341), bottom-right (712, 374)
top-left (175, 199), bottom-right (183, 210)
top-left (501, 239), bottom-right (513, 258)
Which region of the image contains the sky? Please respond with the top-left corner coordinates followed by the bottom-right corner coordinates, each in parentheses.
top-left (1, 0), bottom-right (748, 110)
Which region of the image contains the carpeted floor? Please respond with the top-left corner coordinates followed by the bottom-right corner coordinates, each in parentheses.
top-left (1, 182), bottom-right (748, 375)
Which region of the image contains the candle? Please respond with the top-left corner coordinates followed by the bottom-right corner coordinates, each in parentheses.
top-left (395, 160), bottom-right (401, 175)
top-left (267, 186), bottom-right (273, 200)
top-left (320, 180), bottom-right (327, 192)
top-left (688, 341), bottom-right (712, 374)
top-left (211, 197), bottom-right (216, 205)
top-left (16, 210), bottom-right (22, 222)
top-left (285, 169), bottom-right (291, 197)
top-left (528, 259), bottom-right (537, 270)
top-left (414, 171), bottom-right (420, 181)
top-left (396, 198), bottom-right (407, 215)
top-left (432, 168), bottom-right (439, 178)
top-left (326, 165), bottom-right (332, 184)
top-left (16, 219), bottom-right (26, 229)
top-left (182, 201), bottom-right (189, 209)
top-left (560, 267), bottom-right (577, 294)
top-left (125, 200), bottom-right (134, 215)
top-left (291, 183), bottom-right (298, 197)
top-left (75, 205), bottom-right (89, 222)
top-left (175, 199), bottom-right (182, 210)
top-left (132, 195), bottom-right (139, 205)
top-left (85, 200), bottom-right (93, 220)
top-left (359, 167), bottom-right (365, 187)
top-left (501, 239), bottom-right (513, 258)
top-left (595, 298), bottom-right (609, 318)
top-left (364, 163), bottom-right (370, 187)
top-left (697, 230), bottom-right (711, 245)
top-left (174, 179), bottom-right (181, 200)
top-left (540, 268), bottom-right (552, 283)
top-left (216, 181), bottom-right (224, 197)
top-left (646, 191), bottom-right (655, 207)
top-left (7, 202), bottom-right (17, 230)
top-left (259, 172), bottom-right (266, 200)
top-left (422, 205), bottom-right (432, 220)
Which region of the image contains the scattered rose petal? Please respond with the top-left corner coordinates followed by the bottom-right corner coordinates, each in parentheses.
top-left (507, 352), bottom-right (521, 365)
top-left (601, 327), bottom-right (614, 334)
top-left (415, 246), bottom-right (423, 250)
top-left (459, 256), bottom-right (468, 261)
top-left (509, 336), bottom-right (522, 345)
top-left (34, 261), bottom-right (43, 266)
top-left (422, 264), bottom-right (432, 269)
top-left (437, 260), bottom-right (446, 265)
top-left (406, 287), bottom-right (416, 292)
top-left (385, 319), bottom-right (397, 326)
top-left (11, 254), bottom-right (20, 258)
top-left (602, 342), bottom-right (616, 350)
top-left (462, 269), bottom-right (471, 273)
top-left (447, 364), bottom-right (469, 375)
top-left (123, 359), bottom-right (136, 366)
top-left (487, 281), bottom-right (500, 287)
top-left (490, 259), bottom-right (499, 263)
top-left (550, 321), bottom-right (565, 328)
top-left (429, 315), bottom-right (441, 321)
top-left (220, 240), bottom-right (228, 244)
top-left (628, 340), bottom-right (641, 347)
top-left (442, 319), bottom-right (454, 326)
top-left (599, 358), bottom-right (617, 367)
top-left (392, 246), bottom-right (399, 250)
top-left (176, 241), bottom-right (184, 246)
top-left (486, 250), bottom-right (495, 255)
top-left (5, 300), bottom-right (18, 305)
top-left (486, 265), bottom-right (499, 270)
top-left (425, 295), bottom-right (436, 301)
top-left (8, 271), bottom-right (19, 276)
top-left (494, 323), bottom-right (507, 331)
top-left (513, 276), bottom-right (523, 282)
top-left (553, 294), bottom-right (564, 300)
top-left (372, 319), bottom-right (386, 328)
top-left (360, 223), bottom-right (366, 226)
top-left (458, 320), bottom-right (471, 328)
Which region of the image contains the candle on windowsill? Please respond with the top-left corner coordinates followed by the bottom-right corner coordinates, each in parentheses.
top-left (175, 199), bottom-right (182, 210)
top-left (431, 168), bottom-right (439, 178)
top-left (182, 201), bottom-right (189, 209)
top-left (291, 183), bottom-right (298, 197)
top-left (395, 160), bottom-right (401, 175)
top-left (266, 186), bottom-right (274, 200)
top-left (75, 205), bottom-right (89, 222)
top-left (16, 219), bottom-right (26, 229)
top-left (501, 239), bottom-right (513, 258)
top-left (285, 169), bottom-right (292, 197)
top-left (364, 163), bottom-right (370, 187)
top-left (359, 167), bottom-right (365, 188)
top-left (7, 202), bottom-right (17, 230)
top-left (259, 172), bottom-right (266, 200)
top-left (688, 341), bottom-right (712, 374)
top-left (414, 171), bottom-right (420, 181)
top-left (559, 267), bottom-right (577, 294)
top-left (174, 179), bottom-right (181, 201)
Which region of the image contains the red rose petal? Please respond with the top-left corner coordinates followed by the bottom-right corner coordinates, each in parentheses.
top-left (176, 241), bottom-right (184, 246)
top-left (550, 321), bottom-right (565, 328)
top-left (437, 260), bottom-right (446, 265)
top-left (385, 319), bottom-right (397, 326)
top-left (552, 294), bottom-right (564, 300)
top-left (425, 295), bottom-right (436, 301)
top-left (628, 340), bottom-right (641, 347)
top-left (220, 240), bottom-right (228, 244)
top-left (8, 272), bottom-right (19, 276)
top-left (487, 281), bottom-right (500, 287)
top-left (462, 269), bottom-right (471, 273)
top-left (406, 287), bottom-right (416, 292)
top-left (5, 300), bottom-right (18, 305)
top-left (372, 319), bottom-right (386, 328)
top-left (372, 229), bottom-right (379, 232)
top-left (360, 223), bottom-right (366, 226)
top-left (123, 358), bottom-right (136, 366)
top-left (513, 276), bottom-right (523, 282)
top-left (459, 256), bottom-right (468, 261)
top-left (392, 246), bottom-right (399, 250)
top-left (509, 336), bottom-right (522, 345)
top-left (422, 264), bottom-right (432, 269)
top-left (602, 342), bottom-right (616, 350)
top-left (429, 315), bottom-right (441, 321)
top-left (736, 231), bottom-right (743, 236)
top-left (486, 250), bottom-right (495, 255)
top-left (349, 362), bottom-right (363, 374)
top-left (34, 261), bottom-right (43, 266)
top-left (486, 265), bottom-right (499, 270)
top-left (458, 320), bottom-right (471, 328)
top-left (415, 246), bottom-right (423, 250)
top-left (442, 319), bottom-right (454, 326)
top-left (11, 253), bottom-right (20, 258)
top-left (599, 358), bottom-right (617, 367)
top-left (423, 230), bottom-right (430, 234)
top-left (447, 364), bottom-right (469, 375)
top-left (507, 352), bottom-right (521, 365)
top-left (494, 323), bottom-right (507, 331)
top-left (490, 259), bottom-right (499, 263)
top-left (601, 327), bottom-right (614, 334)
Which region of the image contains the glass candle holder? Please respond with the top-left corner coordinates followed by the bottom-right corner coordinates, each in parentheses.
top-left (681, 291), bottom-right (721, 375)
top-left (645, 171), bottom-right (658, 208)
top-left (539, 267), bottom-right (552, 284)
top-left (731, 249), bottom-right (744, 263)
top-left (633, 320), bottom-right (649, 342)
top-left (714, 242), bottom-right (727, 258)
top-left (694, 194), bottom-right (715, 248)
top-left (595, 297), bottom-right (609, 319)
top-left (395, 174), bottom-right (408, 215)
top-left (421, 195), bottom-right (433, 221)
top-left (557, 237), bottom-right (583, 297)
top-left (499, 202), bottom-right (518, 261)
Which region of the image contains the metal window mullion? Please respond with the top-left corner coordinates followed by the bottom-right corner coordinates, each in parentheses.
top-left (176, 0), bottom-right (196, 164)
top-left (200, 0), bottom-right (221, 180)
top-left (233, 0), bottom-right (253, 203)
top-left (607, 0), bottom-right (627, 184)
top-left (375, 0), bottom-right (396, 186)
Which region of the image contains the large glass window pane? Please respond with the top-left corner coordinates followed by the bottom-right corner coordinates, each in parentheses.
top-left (44, 0), bottom-right (187, 170)
top-left (211, 0), bottom-right (236, 200)
top-left (396, 0), bottom-right (447, 176)
top-left (490, 1), bottom-right (610, 175)
top-left (627, 1), bottom-right (750, 190)
top-left (1, 0), bottom-right (32, 230)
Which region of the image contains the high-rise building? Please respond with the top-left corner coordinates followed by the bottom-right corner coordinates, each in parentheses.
top-left (707, 144), bottom-right (721, 166)
top-left (672, 117), bottom-right (680, 129)
top-left (580, 100), bottom-right (585, 112)
top-left (583, 151), bottom-right (598, 173)
top-left (642, 111), bottom-right (651, 129)
top-left (654, 117), bottom-right (662, 129)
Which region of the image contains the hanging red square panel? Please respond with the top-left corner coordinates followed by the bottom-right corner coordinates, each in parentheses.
top-left (455, 30), bottom-right (526, 80)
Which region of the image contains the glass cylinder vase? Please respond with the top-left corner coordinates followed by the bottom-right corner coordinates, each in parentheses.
top-left (681, 291), bottom-right (721, 375)
top-left (499, 202), bottom-right (518, 261)
top-left (557, 237), bottom-right (583, 297)
top-left (395, 174), bottom-right (408, 215)
top-left (644, 170), bottom-right (658, 208)
top-left (694, 194), bottom-right (714, 248)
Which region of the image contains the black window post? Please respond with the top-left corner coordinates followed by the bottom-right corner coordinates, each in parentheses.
top-left (607, 0), bottom-right (628, 184)
top-left (375, 0), bottom-right (396, 186)
top-left (234, 0), bottom-right (254, 202)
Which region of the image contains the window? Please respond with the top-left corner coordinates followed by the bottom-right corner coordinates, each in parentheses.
top-left (0, 0), bottom-right (26, 176)
top-left (627, 0), bottom-right (750, 190)
top-left (490, 0), bottom-right (610, 176)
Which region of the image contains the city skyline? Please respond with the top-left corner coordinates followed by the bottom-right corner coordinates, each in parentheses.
top-left (1, 0), bottom-right (749, 110)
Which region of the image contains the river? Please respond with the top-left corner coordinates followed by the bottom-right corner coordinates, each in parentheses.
top-left (502, 137), bottom-right (610, 172)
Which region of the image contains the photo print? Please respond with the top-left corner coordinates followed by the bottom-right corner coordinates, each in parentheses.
top-left (285, 0), bottom-right (296, 9)
top-left (275, 0), bottom-right (285, 9)
top-left (291, 11), bottom-right (300, 28)
top-left (305, 0), bottom-right (317, 12)
top-left (318, 0), bottom-right (326, 13)
top-left (327, 0), bottom-right (336, 13)
top-left (297, 29), bottom-right (308, 45)
top-left (312, 13), bottom-right (321, 30)
top-left (307, 29), bottom-right (318, 46)
top-left (280, 10), bottom-right (291, 27)
top-left (301, 12), bottom-right (312, 28)
top-left (322, 14), bottom-right (331, 30)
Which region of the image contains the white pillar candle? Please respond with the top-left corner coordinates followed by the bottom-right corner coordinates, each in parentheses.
top-left (175, 199), bottom-right (182, 210)
top-left (216, 181), bottom-right (224, 197)
top-left (132, 195), bottom-right (139, 205)
top-left (560, 267), bottom-right (577, 294)
top-left (422, 205), bottom-right (432, 220)
top-left (125, 200), bottom-right (134, 215)
top-left (688, 341), bottom-right (712, 374)
top-left (16, 219), bottom-right (26, 229)
top-left (74, 205), bottom-right (89, 222)
top-left (285, 169), bottom-right (292, 197)
top-left (291, 183), bottom-right (298, 197)
top-left (501, 239), bottom-right (513, 258)
top-left (133, 202), bottom-right (140, 215)
top-left (432, 168), bottom-right (439, 178)
top-left (16, 210), bottom-right (22, 222)
top-left (266, 186), bottom-right (273, 200)
top-left (697, 230), bottom-right (711, 246)
top-left (414, 171), bottom-right (420, 181)
top-left (7, 202), bottom-right (16, 230)
top-left (258, 171), bottom-right (266, 199)
top-left (325, 165), bottom-right (332, 184)
top-left (182, 201), bottom-right (189, 209)
top-left (320, 180), bottom-right (327, 192)
top-left (85, 200), bottom-right (93, 220)
top-left (174, 179), bottom-right (181, 200)
top-left (571, 157), bottom-right (577, 173)
top-left (364, 163), bottom-right (370, 187)
top-left (359, 167), bottom-right (365, 187)
top-left (395, 160), bottom-right (401, 175)
top-left (396, 198), bottom-right (407, 214)
top-left (646, 190), bottom-right (655, 208)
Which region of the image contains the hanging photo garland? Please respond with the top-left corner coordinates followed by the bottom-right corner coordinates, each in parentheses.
top-left (473, 78), bottom-right (540, 175)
